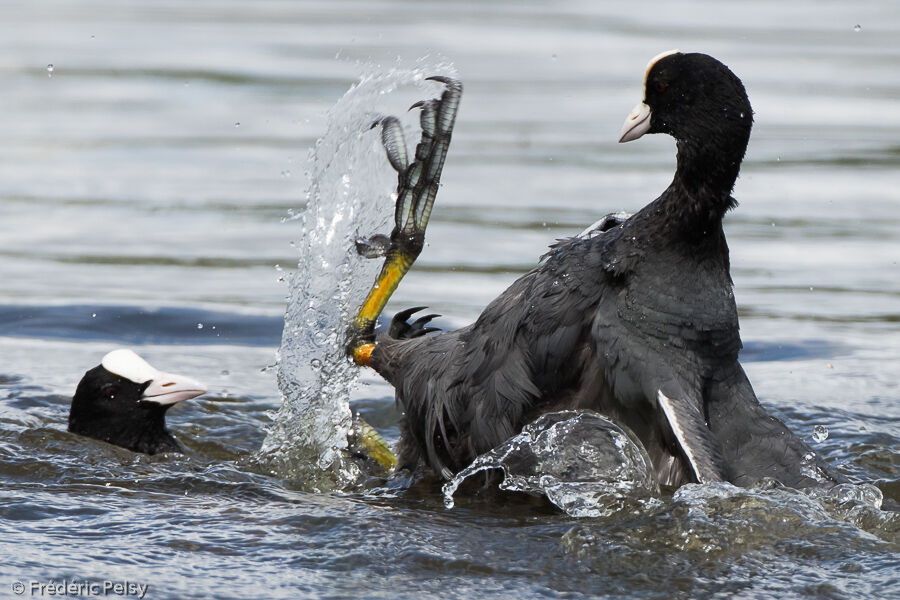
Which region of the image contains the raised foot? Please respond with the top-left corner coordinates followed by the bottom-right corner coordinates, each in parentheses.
top-left (373, 76), bottom-right (462, 240)
top-left (347, 77), bottom-right (463, 361)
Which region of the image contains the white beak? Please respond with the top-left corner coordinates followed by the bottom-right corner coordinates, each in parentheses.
top-left (142, 371), bottom-right (207, 406)
top-left (618, 102), bottom-right (652, 143)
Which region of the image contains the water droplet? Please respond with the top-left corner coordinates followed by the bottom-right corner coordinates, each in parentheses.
top-left (274, 264), bottom-right (283, 272)
top-left (220, 369), bottom-right (230, 376)
top-left (234, 121), bottom-right (241, 128)
top-left (310, 358), bottom-right (322, 370)
top-left (46, 63), bottom-right (54, 77)
top-left (91, 313), bottom-right (97, 318)
top-left (853, 24), bottom-right (861, 32)
top-left (280, 170), bottom-right (292, 178)
top-left (809, 286), bottom-right (814, 291)
top-left (197, 323), bottom-right (204, 329)
top-left (812, 425), bottom-right (829, 442)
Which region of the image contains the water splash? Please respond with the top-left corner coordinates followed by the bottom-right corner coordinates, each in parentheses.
top-left (812, 424), bottom-right (829, 442)
top-left (443, 411), bottom-right (659, 516)
top-left (255, 57), bottom-right (456, 491)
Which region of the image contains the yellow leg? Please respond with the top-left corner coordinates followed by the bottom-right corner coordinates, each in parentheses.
top-left (349, 417), bottom-right (398, 471)
top-left (352, 249), bottom-right (419, 341)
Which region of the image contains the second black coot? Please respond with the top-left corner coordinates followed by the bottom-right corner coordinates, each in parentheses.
top-left (347, 52), bottom-right (839, 489)
top-left (69, 349), bottom-right (207, 454)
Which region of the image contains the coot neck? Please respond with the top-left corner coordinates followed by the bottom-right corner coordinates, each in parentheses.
top-left (660, 130), bottom-right (748, 237)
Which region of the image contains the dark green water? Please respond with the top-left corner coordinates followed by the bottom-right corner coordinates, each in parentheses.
top-left (1, 1), bottom-right (898, 598)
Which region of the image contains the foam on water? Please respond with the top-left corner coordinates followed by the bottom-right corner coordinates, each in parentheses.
top-left (255, 58), bottom-right (456, 490)
top-left (443, 410), bottom-right (660, 516)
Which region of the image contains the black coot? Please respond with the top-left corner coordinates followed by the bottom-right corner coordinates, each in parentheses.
top-left (347, 53), bottom-right (838, 489)
top-left (69, 349), bottom-right (206, 454)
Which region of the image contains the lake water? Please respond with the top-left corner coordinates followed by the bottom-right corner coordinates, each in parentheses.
top-left (1, 1), bottom-right (898, 599)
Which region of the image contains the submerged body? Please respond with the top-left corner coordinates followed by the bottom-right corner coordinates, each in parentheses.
top-left (351, 53), bottom-right (838, 489)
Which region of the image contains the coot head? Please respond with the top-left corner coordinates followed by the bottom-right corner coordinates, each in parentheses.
top-left (69, 349), bottom-right (207, 454)
top-left (619, 51), bottom-right (753, 147)
top-left (621, 51), bottom-right (754, 217)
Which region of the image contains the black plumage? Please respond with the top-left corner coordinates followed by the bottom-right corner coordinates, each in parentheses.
top-left (368, 52), bottom-right (838, 488)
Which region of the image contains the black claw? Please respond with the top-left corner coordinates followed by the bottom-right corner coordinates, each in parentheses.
top-left (408, 100), bottom-right (425, 111)
top-left (425, 75), bottom-right (455, 85)
top-left (389, 307), bottom-right (442, 340)
top-left (395, 306), bottom-right (428, 321)
top-left (412, 313), bottom-right (440, 327)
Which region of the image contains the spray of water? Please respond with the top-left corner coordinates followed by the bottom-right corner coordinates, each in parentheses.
top-left (443, 411), bottom-right (659, 516)
top-left (255, 58), bottom-right (456, 491)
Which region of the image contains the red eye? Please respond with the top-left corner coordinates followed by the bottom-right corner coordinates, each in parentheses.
top-left (655, 81), bottom-right (668, 93)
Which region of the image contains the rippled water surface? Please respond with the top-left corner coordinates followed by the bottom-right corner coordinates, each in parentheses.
top-left (1, 2), bottom-right (898, 599)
